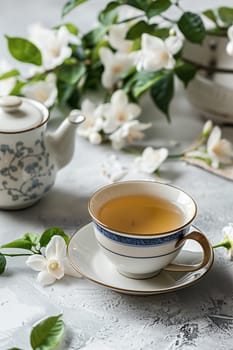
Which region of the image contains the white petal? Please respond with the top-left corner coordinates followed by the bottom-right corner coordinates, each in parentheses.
top-left (45, 235), bottom-right (67, 260)
top-left (101, 68), bottom-right (115, 89)
top-left (108, 23), bottom-right (132, 52)
top-left (165, 36), bottom-right (183, 55)
top-left (135, 147), bottom-right (168, 173)
top-left (99, 47), bottom-right (113, 65)
top-left (26, 255), bottom-right (46, 271)
top-left (226, 42), bottom-right (233, 56)
top-left (89, 132), bottom-right (102, 144)
top-left (81, 99), bottom-right (96, 116)
top-left (222, 223), bottom-right (233, 239)
top-left (207, 126), bottom-right (221, 152)
top-left (125, 103), bottom-right (141, 119)
top-left (142, 53), bottom-right (165, 71)
top-left (202, 120), bottom-right (213, 135)
top-left (37, 271), bottom-right (56, 286)
top-left (111, 90), bottom-right (128, 107)
top-left (165, 56), bottom-right (176, 69)
top-left (141, 34), bottom-right (164, 51)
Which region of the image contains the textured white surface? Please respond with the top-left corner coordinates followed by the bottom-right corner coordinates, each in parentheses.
top-left (1, 1), bottom-right (233, 349)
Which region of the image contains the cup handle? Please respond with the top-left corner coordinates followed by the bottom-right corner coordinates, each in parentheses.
top-left (164, 231), bottom-right (213, 272)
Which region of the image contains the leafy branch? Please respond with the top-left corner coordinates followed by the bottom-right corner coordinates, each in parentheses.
top-left (1, 1), bottom-right (233, 148)
top-left (0, 228), bottom-right (70, 275)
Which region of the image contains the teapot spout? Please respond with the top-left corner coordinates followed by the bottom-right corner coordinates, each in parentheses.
top-left (46, 110), bottom-right (85, 170)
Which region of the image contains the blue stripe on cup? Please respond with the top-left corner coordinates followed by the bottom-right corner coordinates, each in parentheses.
top-left (94, 222), bottom-right (188, 247)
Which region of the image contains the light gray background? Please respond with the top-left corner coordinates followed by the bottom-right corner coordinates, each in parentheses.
top-left (0, 1), bottom-right (233, 349)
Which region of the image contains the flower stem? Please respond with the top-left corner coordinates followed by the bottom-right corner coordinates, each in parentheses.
top-left (168, 153), bottom-right (184, 159)
top-left (213, 241), bottom-right (232, 249)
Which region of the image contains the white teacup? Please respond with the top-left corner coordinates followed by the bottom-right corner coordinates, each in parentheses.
top-left (88, 181), bottom-right (212, 279)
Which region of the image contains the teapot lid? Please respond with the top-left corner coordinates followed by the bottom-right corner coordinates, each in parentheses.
top-left (0, 96), bottom-right (48, 133)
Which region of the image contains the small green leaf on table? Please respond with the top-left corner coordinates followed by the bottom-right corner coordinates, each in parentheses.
top-left (30, 314), bottom-right (64, 350)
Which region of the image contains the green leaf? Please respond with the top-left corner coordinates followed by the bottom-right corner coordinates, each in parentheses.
top-left (175, 60), bottom-right (196, 87)
top-left (39, 228), bottom-right (69, 248)
top-left (57, 63), bottom-right (86, 84)
top-left (6, 36), bottom-right (42, 66)
top-left (130, 71), bottom-right (164, 98)
top-left (0, 253), bottom-right (6, 274)
top-left (150, 72), bottom-right (174, 120)
top-left (0, 238), bottom-right (34, 250)
top-left (178, 12), bottom-right (206, 44)
top-left (82, 26), bottom-right (107, 48)
top-left (202, 9), bottom-right (218, 25)
top-left (30, 314), bottom-right (64, 350)
top-left (62, 0), bottom-right (88, 17)
top-left (23, 233), bottom-right (40, 246)
top-left (0, 69), bottom-right (19, 81)
top-left (126, 21), bottom-right (156, 40)
top-left (55, 23), bottom-right (79, 36)
top-left (125, 0), bottom-right (147, 10)
top-left (9, 80), bottom-right (26, 95)
top-left (57, 80), bottom-right (76, 104)
top-left (98, 3), bottom-right (118, 26)
top-left (99, 1), bottom-right (121, 19)
top-left (146, 0), bottom-right (171, 19)
top-left (151, 28), bottom-right (170, 40)
top-left (218, 7), bottom-right (233, 25)
top-left (7, 348), bottom-right (23, 350)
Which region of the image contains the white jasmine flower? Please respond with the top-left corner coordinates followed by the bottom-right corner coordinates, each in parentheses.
top-left (77, 99), bottom-right (103, 144)
top-left (99, 47), bottom-right (136, 88)
top-left (222, 223), bottom-right (233, 260)
top-left (0, 60), bottom-right (17, 96)
top-left (29, 23), bottom-right (75, 70)
top-left (110, 120), bottom-right (151, 150)
top-left (137, 33), bottom-right (183, 71)
top-left (108, 23), bottom-right (133, 52)
top-left (100, 154), bottom-right (128, 182)
top-left (207, 126), bottom-right (233, 168)
top-left (26, 236), bottom-right (66, 286)
top-left (97, 90), bottom-right (141, 134)
top-left (134, 147), bottom-right (168, 174)
top-left (22, 73), bottom-right (57, 107)
top-left (226, 25), bottom-right (233, 56)
top-left (213, 223), bottom-right (233, 260)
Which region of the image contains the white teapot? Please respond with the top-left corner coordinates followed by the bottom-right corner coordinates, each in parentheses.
top-left (0, 96), bottom-right (85, 209)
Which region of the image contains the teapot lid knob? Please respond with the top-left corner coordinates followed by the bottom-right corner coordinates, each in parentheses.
top-left (0, 96), bottom-right (22, 112)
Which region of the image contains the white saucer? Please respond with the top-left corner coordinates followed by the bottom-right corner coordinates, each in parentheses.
top-left (67, 223), bottom-right (214, 295)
